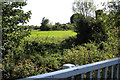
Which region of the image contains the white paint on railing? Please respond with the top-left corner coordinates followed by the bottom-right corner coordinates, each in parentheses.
top-left (62, 64), bottom-right (76, 80)
top-left (62, 64), bottom-right (76, 69)
top-left (18, 57), bottom-right (120, 80)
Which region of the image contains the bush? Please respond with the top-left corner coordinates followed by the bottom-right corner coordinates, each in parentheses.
top-left (63, 42), bottom-right (116, 65)
top-left (3, 36), bottom-right (118, 79)
top-left (2, 59), bottom-right (40, 79)
top-left (23, 39), bottom-right (60, 56)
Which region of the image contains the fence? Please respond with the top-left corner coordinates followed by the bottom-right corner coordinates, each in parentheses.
top-left (19, 57), bottom-right (120, 80)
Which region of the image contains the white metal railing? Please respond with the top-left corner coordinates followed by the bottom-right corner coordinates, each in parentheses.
top-left (18, 57), bottom-right (120, 80)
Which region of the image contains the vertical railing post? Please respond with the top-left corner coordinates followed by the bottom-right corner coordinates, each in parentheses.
top-left (90, 71), bottom-right (92, 80)
top-left (117, 64), bottom-right (119, 80)
top-left (98, 69), bottom-right (100, 80)
top-left (81, 74), bottom-right (84, 80)
top-left (105, 67), bottom-right (107, 80)
top-left (111, 66), bottom-right (114, 80)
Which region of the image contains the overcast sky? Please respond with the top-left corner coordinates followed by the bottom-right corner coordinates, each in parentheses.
top-left (22, 0), bottom-right (111, 26)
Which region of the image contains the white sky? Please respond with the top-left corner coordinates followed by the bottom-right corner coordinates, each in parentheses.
top-left (22, 0), bottom-right (112, 26)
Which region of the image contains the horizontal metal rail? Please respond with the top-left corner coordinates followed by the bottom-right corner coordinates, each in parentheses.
top-left (19, 57), bottom-right (120, 80)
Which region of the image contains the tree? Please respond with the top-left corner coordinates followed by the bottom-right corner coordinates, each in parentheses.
top-left (70, 12), bottom-right (95, 43)
top-left (2, 1), bottom-right (32, 79)
top-left (70, 13), bottom-right (81, 24)
top-left (40, 17), bottom-right (50, 31)
top-left (107, 1), bottom-right (120, 56)
top-left (73, 13), bottom-right (94, 43)
top-left (72, 0), bottom-right (96, 17)
top-left (71, 0), bottom-right (97, 43)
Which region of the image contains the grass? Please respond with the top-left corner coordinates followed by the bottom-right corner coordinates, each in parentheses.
top-left (25, 30), bottom-right (77, 43)
top-left (30, 30), bottom-right (77, 38)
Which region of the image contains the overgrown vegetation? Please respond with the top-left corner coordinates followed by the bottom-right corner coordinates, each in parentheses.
top-left (2, 2), bottom-right (32, 80)
top-left (2, 0), bottom-right (120, 80)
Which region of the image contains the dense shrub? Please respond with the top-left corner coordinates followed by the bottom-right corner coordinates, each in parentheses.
top-left (11, 36), bottom-right (117, 79)
top-left (2, 35), bottom-right (118, 80)
top-left (2, 59), bottom-right (41, 79)
top-left (63, 42), bottom-right (117, 65)
top-left (2, 2), bottom-right (32, 80)
top-left (51, 23), bottom-right (74, 31)
top-left (23, 40), bottom-right (60, 56)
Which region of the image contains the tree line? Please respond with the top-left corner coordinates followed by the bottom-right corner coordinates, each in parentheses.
top-left (31, 19), bottom-right (74, 31)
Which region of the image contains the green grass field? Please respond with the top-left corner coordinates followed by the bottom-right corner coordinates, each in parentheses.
top-left (25, 30), bottom-right (77, 43)
top-left (30, 30), bottom-right (77, 38)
